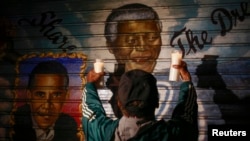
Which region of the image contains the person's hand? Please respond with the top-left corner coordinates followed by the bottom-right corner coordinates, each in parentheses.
top-left (87, 69), bottom-right (105, 84)
top-left (172, 61), bottom-right (191, 81)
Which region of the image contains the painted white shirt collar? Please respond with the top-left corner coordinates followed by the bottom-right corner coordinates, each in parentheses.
top-left (31, 115), bottom-right (55, 141)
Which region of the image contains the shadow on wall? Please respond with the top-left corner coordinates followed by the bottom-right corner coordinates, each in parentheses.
top-left (106, 63), bottom-right (125, 118)
top-left (196, 55), bottom-right (250, 125)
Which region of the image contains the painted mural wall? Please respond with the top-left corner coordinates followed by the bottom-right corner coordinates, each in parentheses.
top-left (1, 0), bottom-right (250, 141)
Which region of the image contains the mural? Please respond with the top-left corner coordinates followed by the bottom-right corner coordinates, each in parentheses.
top-left (1, 0), bottom-right (250, 140)
top-left (10, 53), bottom-right (86, 141)
top-left (104, 3), bottom-right (162, 118)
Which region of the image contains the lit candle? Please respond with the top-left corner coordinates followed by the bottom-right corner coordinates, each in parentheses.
top-left (94, 59), bottom-right (104, 73)
top-left (169, 50), bottom-right (182, 81)
top-left (94, 59), bottom-right (104, 88)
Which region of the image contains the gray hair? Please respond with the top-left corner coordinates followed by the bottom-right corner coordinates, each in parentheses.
top-left (104, 3), bottom-right (162, 43)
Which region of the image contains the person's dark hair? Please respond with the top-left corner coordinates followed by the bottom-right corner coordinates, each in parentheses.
top-left (28, 60), bottom-right (69, 89)
top-left (105, 3), bottom-right (162, 43)
top-left (118, 99), bottom-right (157, 119)
top-left (117, 69), bottom-right (159, 119)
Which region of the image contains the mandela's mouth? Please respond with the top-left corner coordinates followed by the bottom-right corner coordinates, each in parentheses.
top-left (131, 57), bottom-right (150, 63)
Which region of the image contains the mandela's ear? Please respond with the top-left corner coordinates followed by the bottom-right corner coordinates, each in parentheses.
top-left (106, 41), bottom-right (114, 54)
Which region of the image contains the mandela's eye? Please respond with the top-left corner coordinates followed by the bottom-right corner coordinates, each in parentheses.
top-left (126, 36), bottom-right (136, 44)
top-left (146, 33), bottom-right (160, 41)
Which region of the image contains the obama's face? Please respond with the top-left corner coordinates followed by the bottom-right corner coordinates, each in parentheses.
top-left (107, 20), bottom-right (162, 73)
top-left (27, 74), bottom-right (68, 130)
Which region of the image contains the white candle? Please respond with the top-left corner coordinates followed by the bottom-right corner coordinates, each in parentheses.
top-left (94, 59), bottom-right (104, 73)
top-left (169, 50), bottom-right (182, 81)
top-left (93, 59), bottom-right (104, 88)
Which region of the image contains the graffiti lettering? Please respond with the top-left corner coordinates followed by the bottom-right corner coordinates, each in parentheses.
top-left (18, 11), bottom-right (76, 52)
top-left (211, 2), bottom-right (250, 36)
top-left (170, 27), bottom-right (212, 57)
top-left (170, 2), bottom-right (249, 56)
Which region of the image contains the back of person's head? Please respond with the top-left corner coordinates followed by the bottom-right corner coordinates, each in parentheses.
top-left (28, 60), bottom-right (69, 89)
top-left (105, 3), bottom-right (161, 43)
top-left (117, 69), bottom-right (159, 118)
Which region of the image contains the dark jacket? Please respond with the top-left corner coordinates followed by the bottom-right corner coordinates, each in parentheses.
top-left (12, 104), bottom-right (79, 141)
top-left (82, 81), bottom-right (198, 141)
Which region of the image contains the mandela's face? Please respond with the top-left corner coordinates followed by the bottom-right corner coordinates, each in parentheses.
top-left (108, 20), bottom-right (162, 72)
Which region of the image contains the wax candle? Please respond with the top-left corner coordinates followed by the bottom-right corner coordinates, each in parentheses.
top-left (169, 50), bottom-right (182, 81)
top-left (94, 59), bottom-right (104, 73)
top-left (94, 59), bottom-right (104, 88)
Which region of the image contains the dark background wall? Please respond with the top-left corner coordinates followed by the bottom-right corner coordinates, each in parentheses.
top-left (1, 0), bottom-right (250, 141)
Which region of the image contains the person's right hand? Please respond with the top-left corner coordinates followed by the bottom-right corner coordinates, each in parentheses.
top-left (86, 69), bottom-right (105, 84)
top-left (172, 61), bottom-right (191, 81)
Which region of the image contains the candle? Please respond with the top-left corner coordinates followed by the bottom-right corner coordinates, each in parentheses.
top-left (93, 59), bottom-right (104, 88)
top-left (94, 59), bottom-right (104, 73)
top-left (169, 50), bottom-right (182, 81)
